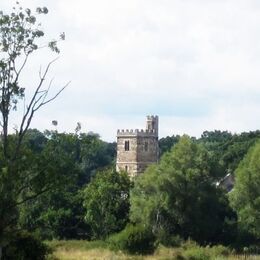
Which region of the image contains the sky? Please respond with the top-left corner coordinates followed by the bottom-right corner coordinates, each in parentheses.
top-left (2, 0), bottom-right (260, 141)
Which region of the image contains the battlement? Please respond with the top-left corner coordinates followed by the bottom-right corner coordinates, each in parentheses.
top-left (117, 115), bottom-right (159, 137)
top-left (117, 128), bottom-right (157, 136)
top-left (147, 115), bottom-right (158, 120)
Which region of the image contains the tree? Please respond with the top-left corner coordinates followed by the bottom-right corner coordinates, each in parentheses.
top-left (0, 2), bottom-right (66, 254)
top-left (83, 169), bottom-right (131, 239)
top-left (198, 130), bottom-right (260, 177)
top-left (18, 131), bottom-right (84, 240)
top-left (159, 135), bottom-right (180, 156)
top-left (79, 133), bottom-right (116, 184)
top-left (229, 141), bottom-right (260, 240)
top-left (18, 131), bottom-right (116, 240)
top-left (130, 136), bottom-right (235, 244)
top-left (220, 131), bottom-right (260, 173)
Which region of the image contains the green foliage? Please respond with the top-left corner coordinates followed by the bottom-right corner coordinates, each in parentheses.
top-left (198, 130), bottom-right (232, 178)
top-left (220, 131), bottom-right (260, 173)
top-left (18, 131), bottom-right (84, 239)
top-left (47, 239), bottom-right (108, 251)
top-left (78, 132), bottom-right (116, 183)
top-left (181, 241), bottom-right (231, 260)
top-left (183, 247), bottom-right (210, 260)
top-left (159, 135), bottom-right (181, 156)
top-left (198, 130), bottom-right (260, 178)
top-left (130, 135), bottom-right (235, 244)
top-left (18, 131), bottom-right (115, 240)
top-left (156, 229), bottom-right (183, 247)
top-left (108, 224), bottom-right (156, 255)
top-left (229, 141), bottom-right (260, 240)
top-left (200, 130), bottom-right (232, 143)
top-left (83, 169), bottom-right (131, 239)
top-left (2, 231), bottom-right (51, 260)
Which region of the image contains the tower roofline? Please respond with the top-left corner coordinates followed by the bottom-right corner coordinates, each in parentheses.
top-left (117, 128), bottom-right (157, 137)
top-left (146, 115), bottom-right (158, 119)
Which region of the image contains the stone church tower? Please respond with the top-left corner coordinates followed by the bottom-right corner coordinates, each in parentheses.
top-left (116, 115), bottom-right (159, 178)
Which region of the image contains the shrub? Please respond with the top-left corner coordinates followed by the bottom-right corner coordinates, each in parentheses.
top-left (156, 229), bottom-right (183, 247)
top-left (182, 242), bottom-right (231, 260)
top-left (108, 224), bottom-right (156, 255)
top-left (210, 245), bottom-right (230, 256)
top-left (183, 246), bottom-right (210, 260)
top-left (3, 231), bottom-right (51, 260)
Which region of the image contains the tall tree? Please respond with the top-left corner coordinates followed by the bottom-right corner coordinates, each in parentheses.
top-left (130, 136), bottom-right (235, 244)
top-left (18, 131), bottom-right (116, 240)
top-left (83, 169), bottom-right (131, 239)
top-left (0, 3), bottom-right (65, 254)
top-left (229, 141), bottom-right (260, 240)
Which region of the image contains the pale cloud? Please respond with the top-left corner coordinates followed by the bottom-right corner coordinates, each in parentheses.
top-left (3, 0), bottom-right (260, 141)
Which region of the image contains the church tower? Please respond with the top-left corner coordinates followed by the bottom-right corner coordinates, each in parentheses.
top-left (116, 115), bottom-right (159, 178)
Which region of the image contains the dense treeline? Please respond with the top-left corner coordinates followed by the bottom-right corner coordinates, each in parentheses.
top-left (1, 127), bottom-right (260, 258)
top-left (7, 130), bottom-right (260, 242)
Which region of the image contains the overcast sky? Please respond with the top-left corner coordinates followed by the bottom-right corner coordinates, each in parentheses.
top-left (2, 0), bottom-right (260, 141)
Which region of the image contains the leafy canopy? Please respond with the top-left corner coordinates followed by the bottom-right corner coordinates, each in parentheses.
top-left (84, 169), bottom-right (131, 239)
top-left (229, 141), bottom-right (260, 239)
top-left (130, 135), bottom-right (234, 244)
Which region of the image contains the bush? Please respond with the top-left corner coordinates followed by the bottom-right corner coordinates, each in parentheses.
top-left (181, 242), bottom-right (231, 260)
top-left (210, 245), bottom-right (231, 256)
top-left (108, 224), bottom-right (156, 255)
top-left (183, 246), bottom-right (210, 260)
top-left (156, 229), bottom-right (183, 247)
top-left (3, 231), bottom-right (51, 260)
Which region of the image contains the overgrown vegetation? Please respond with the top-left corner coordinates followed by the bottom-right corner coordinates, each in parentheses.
top-left (47, 240), bottom-right (260, 260)
top-left (3, 231), bottom-right (51, 260)
top-left (0, 128), bottom-right (259, 259)
top-left (108, 224), bottom-right (156, 254)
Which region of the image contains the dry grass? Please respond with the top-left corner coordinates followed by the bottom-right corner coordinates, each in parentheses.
top-left (51, 248), bottom-right (260, 260)
top-left (47, 240), bottom-right (260, 260)
top-left (52, 248), bottom-right (135, 260)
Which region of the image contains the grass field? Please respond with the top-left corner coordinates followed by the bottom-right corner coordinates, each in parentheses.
top-left (47, 240), bottom-right (260, 260)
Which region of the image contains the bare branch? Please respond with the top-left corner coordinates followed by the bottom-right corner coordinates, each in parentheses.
top-left (35, 81), bottom-right (69, 109)
top-left (11, 57), bottom-right (68, 162)
top-left (39, 65), bottom-right (42, 79)
top-left (18, 57), bottom-right (59, 136)
top-left (7, 187), bottom-right (52, 209)
top-left (14, 53), bottom-right (29, 83)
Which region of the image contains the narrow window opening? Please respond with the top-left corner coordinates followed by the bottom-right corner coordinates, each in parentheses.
top-left (125, 165), bottom-right (128, 172)
top-left (125, 140), bottom-right (130, 151)
top-left (144, 141), bottom-right (148, 151)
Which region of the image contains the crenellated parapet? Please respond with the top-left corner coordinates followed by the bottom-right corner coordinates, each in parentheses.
top-left (146, 115), bottom-right (158, 120)
top-left (117, 128), bottom-right (157, 137)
